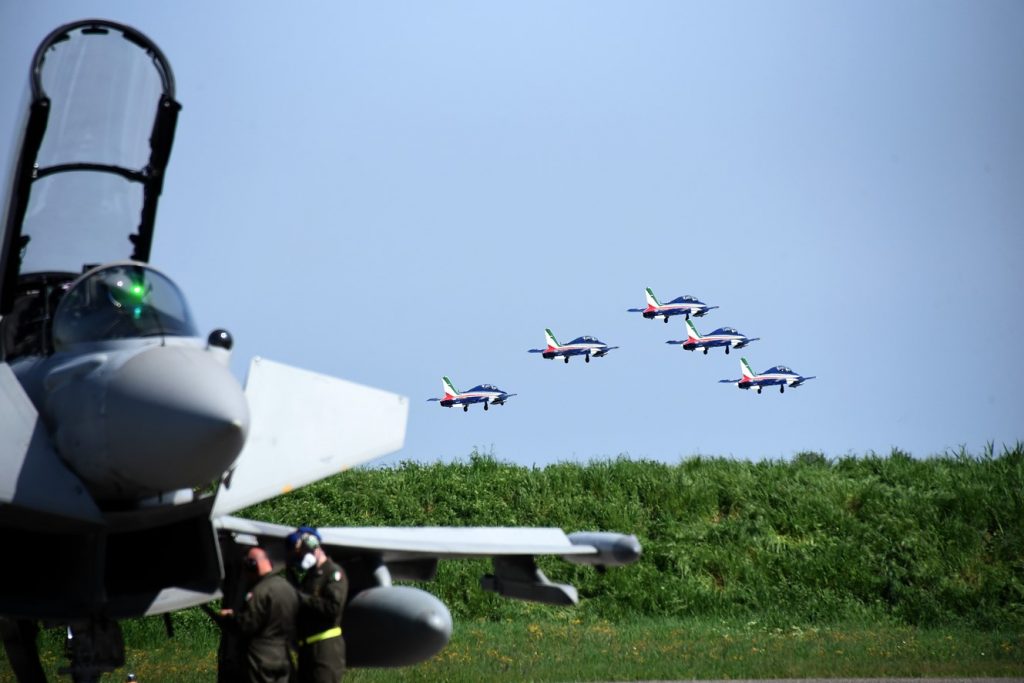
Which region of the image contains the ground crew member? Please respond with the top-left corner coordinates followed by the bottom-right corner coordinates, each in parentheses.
top-left (219, 546), bottom-right (298, 683)
top-left (202, 551), bottom-right (253, 683)
top-left (286, 527), bottom-right (348, 683)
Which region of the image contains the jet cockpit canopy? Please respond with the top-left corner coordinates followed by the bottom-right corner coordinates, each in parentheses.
top-left (0, 19), bottom-right (180, 360)
top-left (52, 262), bottom-right (197, 349)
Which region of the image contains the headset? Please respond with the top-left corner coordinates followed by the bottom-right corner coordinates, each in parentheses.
top-left (288, 527), bottom-right (321, 571)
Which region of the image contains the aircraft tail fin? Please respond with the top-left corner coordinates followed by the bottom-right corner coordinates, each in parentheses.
top-left (644, 287), bottom-right (661, 308)
top-left (544, 328), bottom-right (561, 349)
top-left (740, 357), bottom-right (755, 380)
top-left (442, 376), bottom-right (459, 398)
top-left (685, 318), bottom-right (701, 342)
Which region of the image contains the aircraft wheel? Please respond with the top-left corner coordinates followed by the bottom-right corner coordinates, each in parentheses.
top-left (780, 386), bottom-right (785, 394)
top-left (725, 346), bottom-right (730, 355)
top-left (484, 402), bottom-right (489, 411)
top-left (664, 317), bottom-right (669, 323)
top-left (703, 348), bottom-right (708, 355)
top-left (564, 357), bottom-right (569, 364)
top-left (756, 387), bottom-right (762, 394)
top-left (585, 355), bottom-right (590, 363)
top-left (463, 405), bottom-right (469, 412)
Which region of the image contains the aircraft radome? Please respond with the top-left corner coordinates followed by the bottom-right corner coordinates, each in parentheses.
top-left (528, 328), bottom-right (619, 364)
top-left (427, 376), bottom-right (516, 412)
top-left (0, 20), bottom-right (641, 682)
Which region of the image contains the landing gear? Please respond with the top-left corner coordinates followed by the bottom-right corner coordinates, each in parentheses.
top-left (0, 618), bottom-right (47, 683)
top-left (756, 387), bottom-right (762, 394)
top-left (463, 405), bottom-right (468, 412)
top-left (725, 346), bottom-right (730, 355)
top-left (702, 348), bottom-right (708, 355)
top-left (780, 386), bottom-right (785, 394)
top-left (585, 354), bottom-right (590, 363)
top-left (484, 402), bottom-right (489, 411)
top-left (564, 356), bottom-right (569, 364)
top-left (664, 317), bottom-right (669, 323)
top-left (60, 618), bottom-right (125, 683)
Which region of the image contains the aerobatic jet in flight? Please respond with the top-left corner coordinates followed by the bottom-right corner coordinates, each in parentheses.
top-left (529, 328), bottom-right (618, 363)
top-left (666, 319), bottom-right (759, 355)
top-left (719, 358), bottom-right (816, 394)
top-left (628, 287), bottom-right (718, 322)
top-left (427, 376), bottom-right (516, 412)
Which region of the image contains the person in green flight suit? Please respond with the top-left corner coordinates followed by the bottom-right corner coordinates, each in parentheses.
top-left (202, 548), bottom-right (257, 683)
top-left (220, 546), bottom-right (299, 683)
top-left (286, 527), bottom-right (349, 683)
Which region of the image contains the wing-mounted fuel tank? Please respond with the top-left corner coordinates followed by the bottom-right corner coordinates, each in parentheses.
top-left (343, 586), bottom-right (453, 668)
top-left (1, 18), bottom-right (180, 360)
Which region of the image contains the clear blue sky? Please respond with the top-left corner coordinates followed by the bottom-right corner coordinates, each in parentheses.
top-left (3, 2), bottom-right (1022, 466)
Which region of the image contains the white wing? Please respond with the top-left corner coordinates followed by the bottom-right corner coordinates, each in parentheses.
top-left (216, 515), bottom-right (641, 606)
top-left (213, 358), bottom-right (408, 516)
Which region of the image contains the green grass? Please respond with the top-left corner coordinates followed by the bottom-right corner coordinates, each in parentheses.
top-left (376, 618), bottom-right (1024, 682)
top-left (250, 445), bottom-right (1024, 628)
top-left (6, 617), bottom-right (1022, 681)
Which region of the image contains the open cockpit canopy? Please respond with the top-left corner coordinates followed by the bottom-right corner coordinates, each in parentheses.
top-left (0, 19), bottom-right (179, 359)
top-left (0, 19), bottom-right (179, 315)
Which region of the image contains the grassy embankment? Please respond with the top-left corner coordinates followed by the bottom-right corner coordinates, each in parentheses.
top-left (4, 446), bottom-right (1022, 680)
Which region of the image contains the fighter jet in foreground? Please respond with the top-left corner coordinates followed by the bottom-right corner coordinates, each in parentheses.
top-left (427, 376), bottom-right (516, 411)
top-left (666, 319), bottom-right (759, 355)
top-left (719, 357), bottom-right (816, 394)
top-left (628, 287), bottom-right (718, 322)
top-left (528, 328), bottom-right (618, 363)
top-left (0, 21), bottom-right (640, 682)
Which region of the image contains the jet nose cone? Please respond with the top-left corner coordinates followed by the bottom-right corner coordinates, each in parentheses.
top-left (105, 345), bottom-right (249, 493)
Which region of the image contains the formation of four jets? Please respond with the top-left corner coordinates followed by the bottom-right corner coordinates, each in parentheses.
top-left (430, 287), bottom-right (815, 411)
